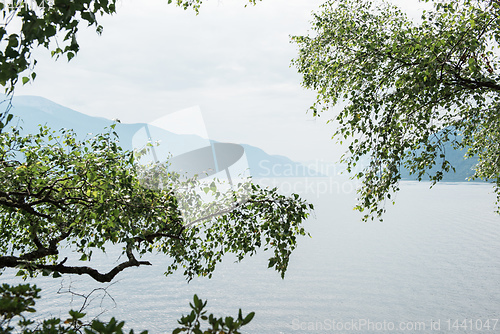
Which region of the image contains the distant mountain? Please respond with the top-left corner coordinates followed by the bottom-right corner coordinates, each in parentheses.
top-left (5, 95), bottom-right (320, 178)
top-left (6, 95), bottom-right (477, 181)
top-left (400, 142), bottom-right (479, 182)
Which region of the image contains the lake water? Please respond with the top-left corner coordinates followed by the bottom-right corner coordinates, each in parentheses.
top-left (2, 179), bottom-right (500, 333)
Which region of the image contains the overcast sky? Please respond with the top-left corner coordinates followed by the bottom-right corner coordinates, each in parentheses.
top-left (15, 0), bottom-right (428, 164)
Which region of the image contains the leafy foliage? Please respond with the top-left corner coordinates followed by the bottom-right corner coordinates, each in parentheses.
top-left (0, 124), bottom-right (312, 282)
top-left (0, 0), bottom-right (310, 331)
top-left (292, 0), bottom-right (500, 220)
top-left (173, 294), bottom-right (254, 334)
top-left (1, 284), bottom-right (250, 333)
top-left (0, 283), bottom-right (39, 330)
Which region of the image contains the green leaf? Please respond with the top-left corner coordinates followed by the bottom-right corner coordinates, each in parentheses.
top-left (242, 312), bottom-right (255, 325)
top-left (69, 309), bottom-right (86, 319)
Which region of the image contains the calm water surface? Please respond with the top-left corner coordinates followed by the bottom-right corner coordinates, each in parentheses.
top-left (2, 180), bottom-right (500, 333)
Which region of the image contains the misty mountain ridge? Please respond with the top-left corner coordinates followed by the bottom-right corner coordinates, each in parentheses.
top-left (3, 95), bottom-right (480, 181)
top-left (5, 95), bottom-right (322, 178)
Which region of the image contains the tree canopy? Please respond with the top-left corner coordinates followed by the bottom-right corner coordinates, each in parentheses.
top-left (0, 0), bottom-right (308, 284)
top-left (0, 0), bottom-right (313, 331)
top-left (0, 124), bottom-right (312, 282)
top-left (292, 0), bottom-right (500, 220)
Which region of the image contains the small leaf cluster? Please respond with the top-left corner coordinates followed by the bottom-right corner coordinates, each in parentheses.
top-left (0, 0), bottom-right (118, 93)
top-left (0, 0), bottom-right (262, 97)
top-left (0, 283), bottom-right (95, 334)
top-left (0, 283), bottom-right (39, 331)
top-left (0, 282), bottom-right (189, 334)
top-left (173, 294), bottom-right (254, 334)
top-left (0, 284), bottom-right (253, 334)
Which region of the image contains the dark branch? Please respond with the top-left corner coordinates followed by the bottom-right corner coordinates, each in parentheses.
top-left (449, 74), bottom-right (500, 92)
top-left (0, 192), bottom-right (52, 219)
top-left (135, 231), bottom-right (185, 244)
top-left (0, 249), bottom-right (152, 283)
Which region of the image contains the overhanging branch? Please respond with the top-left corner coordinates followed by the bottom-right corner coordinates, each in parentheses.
top-left (0, 251), bottom-right (152, 283)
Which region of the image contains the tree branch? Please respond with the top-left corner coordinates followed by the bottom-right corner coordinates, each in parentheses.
top-left (448, 74), bottom-right (500, 92)
top-left (0, 193), bottom-right (52, 219)
top-left (0, 251), bottom-right (152, 283)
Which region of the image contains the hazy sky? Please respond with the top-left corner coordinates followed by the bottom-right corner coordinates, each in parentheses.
top-left (15, 0), bottom-right (428, 163)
